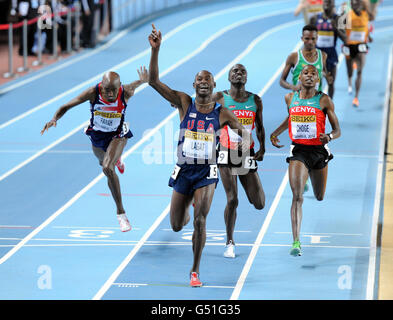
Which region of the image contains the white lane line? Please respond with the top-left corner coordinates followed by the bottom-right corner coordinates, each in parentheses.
top-left (0, 11), bottom-right (298, 183)
top-left (366, 42), bottom-right (393, 300)
top-left (92, 203), bottom-right (170, 300)
top-left (230, 171), bottom-right (289, 300)
top-left (0, 0), bottom-right (293, 131)
top-left (112, 282), bottom-right (235, 289)
top-left (0, 121), bottom-right (89, 182)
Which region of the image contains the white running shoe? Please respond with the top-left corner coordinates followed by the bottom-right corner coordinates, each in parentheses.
top-left (224, 241), bottom-right (235, 258)
top-left (348, 85), bottom-right (352, 94)
top-left (117, 213), bottom-right (131, 232)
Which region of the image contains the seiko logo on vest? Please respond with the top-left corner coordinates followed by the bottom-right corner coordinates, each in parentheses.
top-left (292, 106), bottom-right (316, 113)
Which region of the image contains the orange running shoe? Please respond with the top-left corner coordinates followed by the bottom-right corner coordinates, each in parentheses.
top-left (353, 62), bottom-right (357, 70)
top-left (352, 97), bottom-right (359, 107)
top-left (115, 158), bottom-right (125, 174)
top-left (190, 272), bottom-right (202, 287)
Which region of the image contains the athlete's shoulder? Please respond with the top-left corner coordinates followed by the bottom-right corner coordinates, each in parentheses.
top-left (285, 92), bottom-right (295, 105)
top-left (286, 51), bottom-right (298, 64)
top-left (319, 92), bottom-right (333, 108)
top-left (213, 91), bottom-right (224, 102)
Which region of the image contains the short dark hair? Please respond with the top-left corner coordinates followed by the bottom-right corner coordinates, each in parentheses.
top-left (302, 24), bottom-right (318, 34)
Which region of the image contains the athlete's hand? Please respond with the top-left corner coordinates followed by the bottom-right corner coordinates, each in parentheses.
top-left (326, 72), bottom-right (334, 85)
top-left (148, 24), bottom-right (162, 49)
top-left (40, 119), bottom-right (57, 135)
top-left (137, 66), bottom-right (149, 83)
top-left (319, 133), bottom-right (330, 144)
top-left (254, 148), bottom-right (265, 161)
top-left (270, 134), bottom-right (284, 148)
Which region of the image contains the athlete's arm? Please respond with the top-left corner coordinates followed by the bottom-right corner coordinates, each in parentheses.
top-left (253, 95), bottom-right (265, 161)
top-left (279, 53), bottom-right (301, 91)
top-left (219, 107), bottom-right (253, 152)
top-left (148, 24), bottom-right (191, 120)
top-left (294, 0), bottom-right (306, 16)
top-left (332, 15), bottom-right (347, 43)
top-left (363, 0), bottom-right (375, 21)
top-left (40, 86), bottom-right (96, 135)
top-left (322, 51), bottom-right (333, 85)
top-left (123, 66), bottom-right (149, 101)
top-left (270, 93), bottom-right (293, 148)
top-left (319, 94), bottom-right (341, 144)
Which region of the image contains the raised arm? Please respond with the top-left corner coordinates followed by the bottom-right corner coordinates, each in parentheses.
top-left (40, 86), bottom-right (95, 135)
top-left (148, 24), bottom-right (191, 119)
top-left (319, 94), bottom-right (341, 144)
top-left (253, 95), bottom-right (265, 161)
top-left (123, 66), bottom-right (149, 101)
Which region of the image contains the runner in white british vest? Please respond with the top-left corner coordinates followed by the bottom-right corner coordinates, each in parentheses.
top-left (148, 24), bottom-right (252, 287)
top-left (41, 68), bottom-right (149, 232)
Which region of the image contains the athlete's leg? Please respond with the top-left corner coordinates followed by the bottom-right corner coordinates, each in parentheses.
top-left (238, 171), bottom-right (265, 210)
top-left (169, 190), bottom-right (193, 232)
top-left (219, 166), bottom-right (238, 245)
top-left (92, 145), bottom-right (105, 166)
top-left (288, 160), bottom-right (309, 242)
top-left (354, 53), bottom-right (366, 99)
top-left (345, 56), bottom-right (354, 92)
top-left (102, 137), bottom-right (128, 215)
top-left (190, 183), bottom-right (215, 274)
top-left (308, 165), bottom-right (328, 201)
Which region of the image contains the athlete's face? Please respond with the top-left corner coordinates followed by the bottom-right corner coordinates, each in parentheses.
top-left (193, 71), bottom-right (216, 97)
top-left (300, 65), bottom-right (319, 88)
top-left (301, 30), bottom-right (318, 50)
top-left (351, 0), bottom-right (361, 12)
top-left (101, 82), bottom-right (121, 102)
top-left (323, 0), bottom-right (334, 15)
top-left (228, 64), bottom-right (247, 85)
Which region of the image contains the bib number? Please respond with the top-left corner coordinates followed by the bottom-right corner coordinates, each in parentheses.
top-left (171, 165), bottom-right (181, 180)
top-left (358, 44), bottom-right (367, 53)
top-left (217, 150), bottom-right (228, 165)
top-left (207, 165), bottom-right (218, 179)
top-left (342, 45), bottom-right (350, 56)
top-left (244, 156), bottom-right (257, 170)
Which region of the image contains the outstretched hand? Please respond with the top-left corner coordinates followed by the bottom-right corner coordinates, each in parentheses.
top-left (137, 66), bottom-right (149, 83)
top-left (148, 24), bottom-right (162, 49)
top-left (41, 119), bottom-right (57, 135)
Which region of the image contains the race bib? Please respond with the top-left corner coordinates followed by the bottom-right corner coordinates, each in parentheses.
top-left (342, 45), bottom-right (350, 56)
top-left (217, 150), bottom-right (229, 164)
top-left (291, 115), bottom-right (317, 139)
top-left (317, 34), bottom-right (335, 48)
top-left (349, 31), bottom-right (366, 43)
top-left (170, 165), bottom-right (181, 180)
top-left (93, 111), bottom-right (122, 132)
top-left (182, 130), bottom-right (214, 159)
top-left (207, 165), bottom-right (218, 179)
top-left (358, 44), bottom-right (368, 53)
top-left (244, 156), bottom-right (257, 170)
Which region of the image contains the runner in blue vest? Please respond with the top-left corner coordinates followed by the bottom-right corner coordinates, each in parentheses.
top-left (148, 24), bottom-right (252, 287)
top-left (310, 0), bottom-right (347, 98)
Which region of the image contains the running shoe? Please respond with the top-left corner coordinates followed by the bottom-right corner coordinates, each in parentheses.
top-left (348, 85), bottom-right (353, 94)
top-left (190, 272), bottom-right (202, 287)
top-left (117, 213), bottom-right (131, 232)
top-left (352, 97), bottom-right (359, 107)
top-left (353, 62), bottom-right (357, 70)
top-left (115, 158), bottom-right (125, 174)
top-left (290, 240), bottom-right (302, 257)
top-left (224, 240), bottom-right (235, 258)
